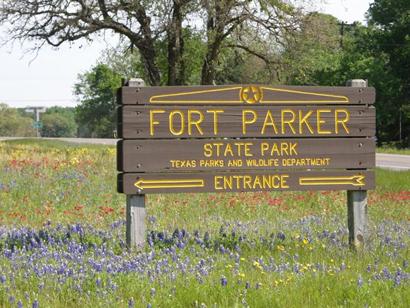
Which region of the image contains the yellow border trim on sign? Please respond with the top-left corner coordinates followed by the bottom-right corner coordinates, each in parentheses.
top-left (260, 87), bottom-right (349, 103)
top-left (148, 86), bottom-right (350, 104)
top-left (150, 87), bottom-right (243, 103)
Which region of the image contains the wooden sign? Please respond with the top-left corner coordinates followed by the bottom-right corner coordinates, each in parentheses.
top-left (118, 138), bottom-right (375, 172)
top-left (118, 170), bottom-right (375, 194)
top-left (119, 85), bottom-right (375, 105)
top-left (118, 106), bottom-right (375, 138)
top-left (117, 84), bottom-right (375, 195)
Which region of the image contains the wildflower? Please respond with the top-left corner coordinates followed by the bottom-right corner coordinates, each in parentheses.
top-left (277, 232), bottom-right (286, 241)
top-left (277, 245), bottom-right (285, 251)
top-left (220, 276), bottom-right (228, 287)
top-left (357, 275), bottom-right (363, 287)
top-left (32, 300), bottom-right (39, 308)
top-left (128, 298), bottom-right (135, 308)
top-left (394, 273), bottom-right (401, 286)
top-left (253, 261), bottom-right (263, 271)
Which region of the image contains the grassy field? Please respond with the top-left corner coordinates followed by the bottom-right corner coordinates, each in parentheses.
top-left (0, 139), bottom-right (409, 307)
top-left (377, 147), bottom-right (410, 155)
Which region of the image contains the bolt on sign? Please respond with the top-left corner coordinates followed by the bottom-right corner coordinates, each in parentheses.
top-left (117, 85), bottom-right (376, 194)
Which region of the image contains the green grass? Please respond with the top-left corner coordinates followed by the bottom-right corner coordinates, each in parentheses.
top-left (377, 147), bottom-right (410, 155)
top-left (0, 140), bottom-right (409, 307)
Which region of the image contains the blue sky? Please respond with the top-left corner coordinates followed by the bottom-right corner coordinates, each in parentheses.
top-left (0, 0), bottom-right (373, 108)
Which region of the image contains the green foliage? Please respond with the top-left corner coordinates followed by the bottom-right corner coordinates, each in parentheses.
top-left (368, 0), bottom-right (410, 145)
top-left (74, 64), bottom-right (122, 138)
top-left (282, 12), bottom-right (342, 85)
top-left (180, 29), bottom-right (207, 85)
top-left (40, 108), bottom-right (77, 137)
top-left (0, 103), bottom-right (36, 137)
top-left (101, 46), bottom-right (144, 81)
top-left (153, 28), bottom-right (207, 85)
top-left (280, 5), bottom-right (409, 146)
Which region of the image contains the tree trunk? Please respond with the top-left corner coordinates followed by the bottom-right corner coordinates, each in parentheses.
top-left (201, 38), bottom-right (221, 84)
top-left (134, 6), bottom-right (161, 86)
top-left (201, 54), bottom-right (216, 85)
top-left (201, 2), bottom-right (216, 85)
top-left (167, 1), bottom-right (186, 85)
top-left (201, 1), bottom-right (227, 85)
top-left (138, 41), bottom-right (161, 86)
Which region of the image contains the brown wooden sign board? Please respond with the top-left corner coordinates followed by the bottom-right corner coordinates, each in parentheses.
top-left (117, 138), bottom-right (375, 172)
top-left (118, 105), bottom-right (375, 139)
top-left (118, 170), bottom-right (375, 194)
top-left (117, 81), bottom-right (376, 249)
top-left (119, 85), bottom-right (375, 105)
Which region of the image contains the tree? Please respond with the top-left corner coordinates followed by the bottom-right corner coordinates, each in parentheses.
top-left (0, 0), bottom-right (302, 85)
top-left (40, 107), bottom-right (78, 137)
top-left (281, 12), bottom-right (342, 85)
top-left (0, 103), bottom-right (36, 137)
top-left (74, 64), bottom-right (122, 138)
top-left (367, 0), bottom-right (410, 145)
top-left (101, 27), bottom-right (207, 85)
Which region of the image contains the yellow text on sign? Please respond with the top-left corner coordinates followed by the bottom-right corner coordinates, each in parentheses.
top-left (214, 174), bottom-right (289, 190)
top-left (202, 141), bottom-right (298, 158)
top-left (149, 108), bottom-right (350, 136)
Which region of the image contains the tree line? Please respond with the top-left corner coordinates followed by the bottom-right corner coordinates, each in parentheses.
top-left (1, 0), bottom-right (409, 145)
top-left (0, 104), bottom-right (78, 137)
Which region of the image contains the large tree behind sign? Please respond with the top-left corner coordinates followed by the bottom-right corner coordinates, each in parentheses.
top-left (368, 0), bottom-right (410, 145)
top-left (75, 64), bottom-right (122, 138)
top-left (0, 0), bottom-right (301, 86)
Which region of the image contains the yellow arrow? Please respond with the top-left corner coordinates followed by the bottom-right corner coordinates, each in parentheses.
top-left (134, 178), bottom-right (205, 190)
top-left (299, 175), bottom-right (365, 187)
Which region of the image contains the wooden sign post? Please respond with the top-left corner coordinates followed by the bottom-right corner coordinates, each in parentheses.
top-left (117, 80), bottom-right (376, 249)
top-left (346, 79), bottom-right (370, 249)
top-left (123, 78), bottom-right (147, 248)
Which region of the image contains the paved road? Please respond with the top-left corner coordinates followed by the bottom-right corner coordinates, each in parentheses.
top-left (376, 153), bottom-right (410, 171)
top-left (1, 137), bottom-right (410, 171)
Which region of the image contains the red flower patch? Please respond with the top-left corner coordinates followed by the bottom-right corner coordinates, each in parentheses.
top-left (383, 191), bottom-right (410, 202)
top-left (268, 198), bottom-right (283, 206)
top-left (99, 206), bottom-right (115, 215)
top-left (74, 204), bottom-right (84, 211)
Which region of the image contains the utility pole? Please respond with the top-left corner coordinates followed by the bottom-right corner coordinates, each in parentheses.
top-left (338, 21), bottom-right (356, 48)
top-left (25, 106), bottom-right (46, 137)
